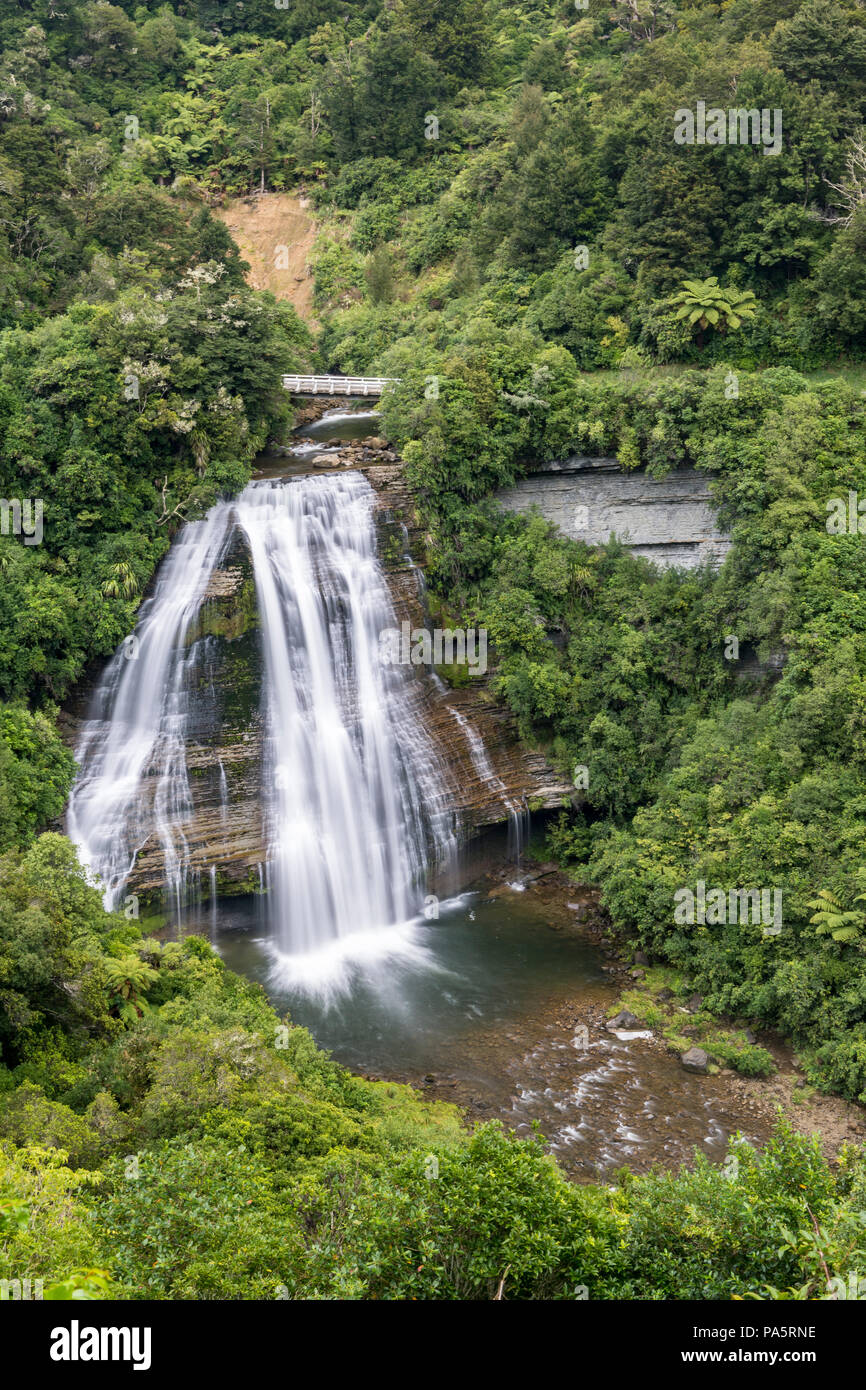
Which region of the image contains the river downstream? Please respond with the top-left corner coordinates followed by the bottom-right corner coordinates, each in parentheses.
top-left (212, 852), bottom-right (772, 1181)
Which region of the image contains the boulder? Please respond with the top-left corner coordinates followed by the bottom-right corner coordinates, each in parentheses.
top-left (657, 988), bottom-right (675, 1002)
top-left (681, 1046), bottom-right (709, 1074)
top-left (686, 992), bottom-right (703, 1013)
top-left (634, 949), bottom-right (650, 966)
top-left (607, 1010), bottom-right (641, 1030)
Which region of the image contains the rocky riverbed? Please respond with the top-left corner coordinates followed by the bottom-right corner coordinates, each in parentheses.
top-left (370, 863), bottom-right (866, 1178)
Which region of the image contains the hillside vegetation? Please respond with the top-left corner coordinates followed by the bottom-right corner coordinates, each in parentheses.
top-left (1, 0), bottom-right (866, 1301)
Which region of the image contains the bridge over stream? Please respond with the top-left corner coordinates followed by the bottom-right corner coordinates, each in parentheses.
top-left (282, 374), bottom-right (400, 396)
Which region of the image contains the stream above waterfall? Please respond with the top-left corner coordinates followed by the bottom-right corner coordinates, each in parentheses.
top-left (295, 408), bottom-right (382, 443)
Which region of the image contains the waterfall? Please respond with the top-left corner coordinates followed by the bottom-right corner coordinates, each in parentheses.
top-left (67, 504), bottom-right (233, 910)
top-left (236, 475), bottom-right (456, 957)
top-left (216, 760), bottom-right (229, 825)
top-left (68, 471), bottom-right (457, 963)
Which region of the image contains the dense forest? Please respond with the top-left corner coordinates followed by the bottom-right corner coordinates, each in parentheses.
top-left (2, 0), bottom-right (866, 1304)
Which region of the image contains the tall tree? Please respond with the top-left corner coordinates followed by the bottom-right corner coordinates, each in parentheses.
top-left (398, 0), bottom-right (490, 80)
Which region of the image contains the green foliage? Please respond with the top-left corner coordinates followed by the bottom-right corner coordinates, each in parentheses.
top-left (0, 840), bottom-right (863, 1302)
top-left (0, 1144), bottom-right (107, 1291)
top-left (0, 275), bottom-right (308, 708)
top-left (387, 360), bottom-right (866, 1099)
top-left (706, 1039), bottom-right (777, 1078)
top-left (102, 957), bottom-right (159, 1024)
top-left (364, 246), bottom-right (396, 306)
top-left (0, 1084), bottom-right (101, 1170)
top-left (0, 706), bottom-right (74, 851)
top-left (3, 0), bottom-right (866, 1308)
top-left (613, 1120), bottom-right (840, 1299)
top-left (808, 870), bottom-right (866, 944)
top-left (0, 835), bottom-right (122, 1062)
top-left (670, 277), bottom-right (759, 347)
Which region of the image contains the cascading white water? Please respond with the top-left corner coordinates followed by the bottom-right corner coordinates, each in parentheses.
top-left (448, 706), bottom-right (529, 865)
top-left (67, 506), bottom-right (233, 910)
top-left (236, 474), bottom-right (457, 959)
top-left (68, 470), bottom-right (458, 967)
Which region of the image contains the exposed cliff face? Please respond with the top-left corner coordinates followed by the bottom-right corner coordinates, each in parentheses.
top-left (495, 456), bottom-right (730, 570)
top-left (380, 565), bottom-right (573, 833)
top-left (113, 532), bottom-right (268, 897)
top-left (213, 193), bottom-right (318, 326)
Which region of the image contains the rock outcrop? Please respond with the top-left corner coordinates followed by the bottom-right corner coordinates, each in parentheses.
top-left (495, 456), bottom-right (730, 570)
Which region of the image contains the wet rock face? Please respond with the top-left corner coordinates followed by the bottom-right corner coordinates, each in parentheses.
top-left (607, 1010), bottom-right (642, 1031)
top-left (287, 395), bottom-right (357, 427)
top-left (360, 462), bottom-right (574, 831)
top-left (495, 456), bottom-right (731, 570)
top-left (268, 439), bottom-right (400, 470)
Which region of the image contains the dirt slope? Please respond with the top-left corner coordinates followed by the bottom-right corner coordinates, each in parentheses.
top-left (215, 192), bottom-right (318, 327)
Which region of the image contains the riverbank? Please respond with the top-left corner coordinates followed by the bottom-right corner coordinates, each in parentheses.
top-left (607, 950), bottom-right (866, 1163)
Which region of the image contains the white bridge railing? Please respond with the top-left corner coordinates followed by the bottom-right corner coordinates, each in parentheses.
top-left (281, 374), bottom-right (400, 397)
